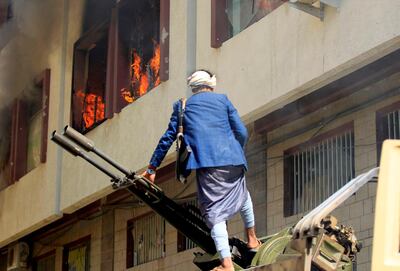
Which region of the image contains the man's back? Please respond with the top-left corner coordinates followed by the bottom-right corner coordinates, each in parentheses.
top-left (183, 91), bottom-right (248, 170)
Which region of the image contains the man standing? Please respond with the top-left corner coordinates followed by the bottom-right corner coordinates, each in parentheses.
top-left (143, 70), bottom-right (260, 271)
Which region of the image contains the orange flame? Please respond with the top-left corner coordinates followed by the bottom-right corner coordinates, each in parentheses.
top-left (122, 43), bottom-right (161, 103)
top-left (121, 88), bottom-right (135, 103)
top-left (149, 44), bottom-right (160, 87)
top-left (76, 90), bottom-right (105, 129)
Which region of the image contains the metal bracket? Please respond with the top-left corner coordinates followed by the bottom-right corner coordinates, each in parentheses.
top-left (289, 0), bottom-right (340, 21)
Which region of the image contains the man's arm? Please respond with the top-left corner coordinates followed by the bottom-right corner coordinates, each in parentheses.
top-left (225, 95), bottom-right (248, 147)
top-left (148, 101), bottom-right (180, 168)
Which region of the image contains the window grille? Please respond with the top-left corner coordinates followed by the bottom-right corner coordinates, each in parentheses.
top-left (128, 213), bottom-right (165, 266)
top-left (177, 198), bottom-right (201, 252)
top-left (285, 128), bottom-right (355, 216)
top-left (384, 110), bottom-right (400, 139)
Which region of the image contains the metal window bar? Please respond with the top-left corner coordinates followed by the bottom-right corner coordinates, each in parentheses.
top-left (292, 131), bottom-right (355, 214)
top-left (181, 198), bottom-right (200, 250)
top-left (386, 110), bottom-right (400, 140)
top-left (132, 213), bottom-right (165, 266)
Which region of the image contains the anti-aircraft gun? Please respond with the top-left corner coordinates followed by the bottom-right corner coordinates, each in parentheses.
top-left (51, 126), bottom-right (377, 271)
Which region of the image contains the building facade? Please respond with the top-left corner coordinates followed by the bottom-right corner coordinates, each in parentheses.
top-left (0, 0), bottom-right (400, 270)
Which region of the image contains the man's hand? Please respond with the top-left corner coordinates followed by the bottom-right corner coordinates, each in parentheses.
top-left (141, 168), bottom-right (156, 183)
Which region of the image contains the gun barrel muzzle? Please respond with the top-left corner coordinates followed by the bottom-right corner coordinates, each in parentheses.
top-left (64, 125), bottom-right (95, 151)
top-left (51, 131), bottom-right (82, 157)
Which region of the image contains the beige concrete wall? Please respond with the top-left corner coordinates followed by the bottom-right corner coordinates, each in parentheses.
top-left (0, 0), bottom-right (86, 247)
top-left (196, 0), bottom-right (400, 123)
top-left (32, 215), bottom-right (102, 271)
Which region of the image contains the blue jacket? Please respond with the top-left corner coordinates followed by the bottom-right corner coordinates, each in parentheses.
top-left (149, 92), bottom-right (248, 170)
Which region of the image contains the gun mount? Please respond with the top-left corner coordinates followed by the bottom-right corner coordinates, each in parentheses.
top-left (51, 126), bottom-right (377, 271)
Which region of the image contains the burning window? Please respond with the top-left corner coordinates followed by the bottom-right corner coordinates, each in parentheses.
top-left (71, 0), bottom-right (169, 133)
top-left (212, 0), bottom-right (286, 47)
top-left (71, 27), bottom-right (108, 133)
top-left (118, 0), bottom-right (161, 105)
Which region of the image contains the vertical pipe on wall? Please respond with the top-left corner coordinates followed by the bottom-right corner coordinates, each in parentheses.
top-left (186, 0), bottom-right (197, 96)
top-left (55, 0), bottom-right (70, 216)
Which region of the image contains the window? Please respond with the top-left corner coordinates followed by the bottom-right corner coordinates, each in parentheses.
top-left (71, 24), bottom-right (108, 133)
top-left (0, 0), bottom-right (12, 27)
top-left (7, 70), bottom-right (50, 184)
top-left (211, 0), bottom-right (286, 47)
top-left (0, 250), bottom-right (7, 271)
top-left (33, 251), bottom-right (55, 271)
top-left (62, 237), bottom-right (90, 271)
top-left (376, 101), bottom-right (400, 162)
top-left (283, 123), bottom-right (355, 216)
top-left (177, 198), bottom-right (201, 252)
top-left (71, 0), bottom-right (170, 133)
top-left (126, 213), bottom-right (165, 268)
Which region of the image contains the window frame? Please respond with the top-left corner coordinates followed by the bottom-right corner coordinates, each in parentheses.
top-left (283, 122), bottom-right (355, 217)
top-left (177, 196), bottom-right (201, 253)
top-left (9, 69), bottom-right (51, 184)
top-left (126, 212), bottom-right (165, 268)
top-left (33, 250), bottom-right (56, 271)
top-left (211, 0), bottom-right (287, 48)
top-left (72, 0), bottom-right (170, 129)
top-left (62, 236), bottom-right (91, 271)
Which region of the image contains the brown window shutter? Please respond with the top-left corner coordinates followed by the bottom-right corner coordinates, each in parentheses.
top-left (10, 99), bottom-right (28, 183)
top-left (105, 8), bottom-right (117, 118)
top-left (126, 220), bottom-right (134, 268)
top-left (160, 0), bottom-right (170, 81)
top-left (40, 69), bottom-right (51, 163)
top-left (71, 48), bottom-right (86, 128)
top-left (0, 0), bottom-right (7, 26)
top-left (211, 0), bottom-right (230, 48)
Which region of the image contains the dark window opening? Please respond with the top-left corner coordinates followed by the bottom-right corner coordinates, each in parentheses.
top-left (211, 0), bottom-right (286, 48)
top-left (117, 0), bottom-right (161, 107)
top-left (0, 250), bottom-right (7, 271)
top-left (283, 123), bottom-right (355, 217)
top-left (72, 27), bottom-right (108, 133)
top-left (62, 236), bottom-right (90, 271)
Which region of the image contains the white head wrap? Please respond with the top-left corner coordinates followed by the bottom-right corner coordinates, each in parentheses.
top-left (187, 71), bottom-right (217, 89)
